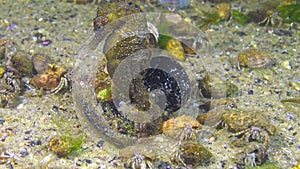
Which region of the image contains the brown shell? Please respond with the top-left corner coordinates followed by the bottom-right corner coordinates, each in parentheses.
top-left (11, 51), bottom-right (34, 76)
top-left (0, 38), bottom-right (15, 59)
top-left (197, 109), bottom-right (224, 127)
top-left (30, 73), bottom-right (60, 91)
top-left (29, 64), bottom-right (66, 91)
top-left (221, 110), bottom-right (276, 135)
top-left (216, 3), bottom-right (231, 20)
top-left (0, 66), bottom-right (5, 78)
top-left (199, 99), bottom-right (237, 111)
top-left (32, 54), bottom-right (52, 74)
top-left (238, 49), bottom-right (270, 68)
top-left (178, 142), bottom-right (213, 167)
top-left (49, 137), bottom-right (71, 157)
top-left (94, 58), bottom-right (111, 97)
top-left (162, 115), bottom-right (202, 138)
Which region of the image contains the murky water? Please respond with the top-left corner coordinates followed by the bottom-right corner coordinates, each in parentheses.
top-left (0, 0), bottom-right (299, 168)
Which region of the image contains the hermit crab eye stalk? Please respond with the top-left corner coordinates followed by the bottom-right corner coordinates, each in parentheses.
top-left (73, 12), bottom-right (225, 148)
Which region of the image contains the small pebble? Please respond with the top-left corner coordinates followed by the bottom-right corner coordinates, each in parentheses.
top-left (220, 161), bottom-right (226, 168)
top-left (281, 60), bottom-right (291, 70)
top-left (98, 165), bottom-right (107, 169)
top-left (24, 136), bottom-right (30, 140)
top-left (158, 162), bottom-right (172, 169)
top-left (20, 150), bottom-right (29, 157)
top-left (52, 105), bottom-right (59, 112)
top-left (282, 49), bottom-right (288, 54)
top-left (0, 119), bottom-right (5, 125)
top-left (279, 38), bottom-right (285, 43)
top-left (96, 140), bottom-right (105, 150)
top-left (35, 32), bottom-right (44, 40)
top-left (24, 130), bottom-right (31, 134)
top-left (236, 31), bottom-right (247, 36)
top-left (9, 23), bottom-right (18, 30)
top-left (7, 163), bottom-right (13, 169)
top-left (255, 79), bottom-right (262, 84)
top-left (247, 90), bottom-right (254, 95)
top-left (274, 89), bottom-right (281, 94)
top-left (274, 29), bottom-right (292, 36)
top-left (84, 159), bottom-right (92, 164)
top-left (36, 140), bottom-right (42, 145)
top-left (38, 39), bottom-right (52, 46)
top-left (28, 140), bottom-right (42, 147)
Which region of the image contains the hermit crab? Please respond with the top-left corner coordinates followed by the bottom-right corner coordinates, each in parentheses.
top-left (220, 110), bottom-right (276, 148)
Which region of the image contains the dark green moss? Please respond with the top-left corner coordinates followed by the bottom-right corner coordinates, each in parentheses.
top-left (50, 116), bottom-right (84, 157)
top-left (197, 11), bottom-right (221, 29)
top-left (63, 135), bottom-right (83, 153)
top-left (179, 142), bottom-right (213, 167)
top-left (246, 163), bottom-right (281, 169)
top-left (281, 98), bottom-right (300, 104)
top-left (277, 4), bottom-right (300, 23)
top-left (97, 86), bottom-right (112, 102)
top-left (158, 34), bottom-right (173, 50)
top-left (232, 10), bottom-right (251, 25)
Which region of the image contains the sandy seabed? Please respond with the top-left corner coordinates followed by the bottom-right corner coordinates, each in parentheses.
top-left (0, 0), bottom-right (299, 168)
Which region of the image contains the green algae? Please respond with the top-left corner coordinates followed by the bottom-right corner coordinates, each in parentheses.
top-left (232, 10), bottom-right (251, 25)
top-left (246, 163), bottom-right (282, 169)
top-left (277, 4), bottom-right (300, 23)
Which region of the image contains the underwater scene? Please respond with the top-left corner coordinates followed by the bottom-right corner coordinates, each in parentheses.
top-left (0, 0), bottom-right (300, 168)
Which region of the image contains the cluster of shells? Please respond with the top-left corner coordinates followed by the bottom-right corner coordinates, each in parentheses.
top-left (84, 1), bottom-right (277, 168)
top-left (0, 37), bottom-right (69, 108)
top-left (83, 0), bottom-right (284, 168)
